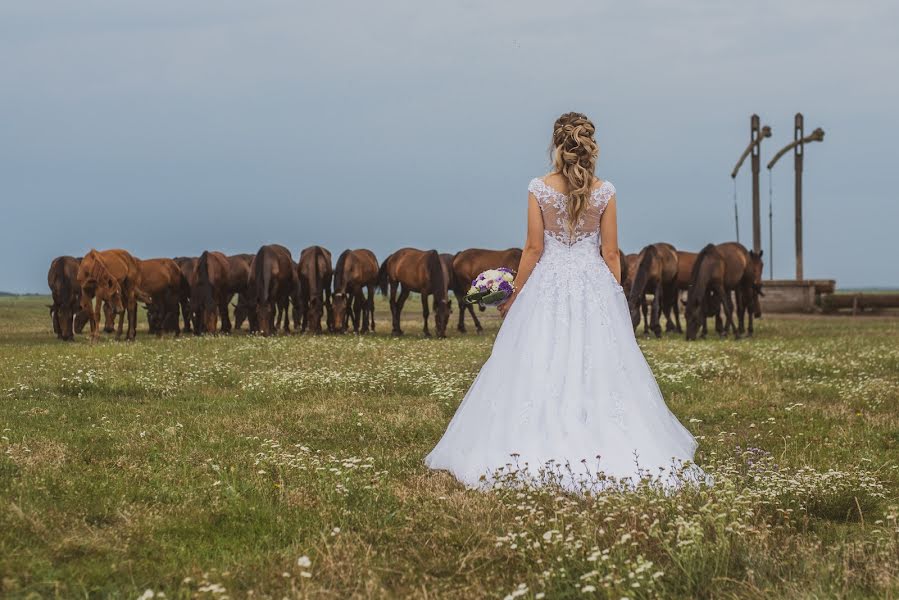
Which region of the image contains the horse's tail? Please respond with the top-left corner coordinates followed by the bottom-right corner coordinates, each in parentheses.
top-left (334, 249), bottom-right (349, 293)
top-left (52, 258), bottom-right (71, 303)
top-left (378, 256), bottom-right (390, 296)
top-left (197, 251), bottom-right (215, 310)
top-left (686, 243), bottom-right (717, 306)
top-left (312, 247), bottom-right (321, 296)
top-left (628, 245), bottom-right (657, 306)
top-left (426, 250), bottom-right (446, 299)
top-left (255, 246), bottom-right (270, 306)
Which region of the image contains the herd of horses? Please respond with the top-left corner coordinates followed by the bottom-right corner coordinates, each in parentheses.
top-left (46, 241), bottom-right (763, 343)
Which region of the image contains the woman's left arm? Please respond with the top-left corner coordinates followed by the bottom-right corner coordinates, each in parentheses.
top-left (600, 195), bottom-right (621, 283)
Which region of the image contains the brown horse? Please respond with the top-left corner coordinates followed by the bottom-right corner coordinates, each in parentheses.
top-left (77, 249), bottom-right (147, 342)
top-left (296, 246), bottom-right (333, 334)
top-left (380, 248), bottom-right (451, 338)
top-left (627, 243), bottom-right (678, 338)
top-left (48, 256), bottom-right (84, 341)
top-left (332, 249), bottom-right (379, 334)
top-left (248, 244), bottom-right (295, 336)
top-left (450, 248), bottom-right (522, 334)
top-left (227, 254), bottom-right (256, 332)
top-left (716, 242), bottom-right (764, 337)
top-left (684, 244), bottom-right (738, 340)
top-left (173, 257), bottom-right (197, 333)
top-left (140, 258), bottom-right (187, 336)
top-left (188, 251), bottom-right (231, 335)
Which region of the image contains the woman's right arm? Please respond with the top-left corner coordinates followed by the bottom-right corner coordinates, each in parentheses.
top-left (599, 195), bottom-right (621, 284)
top-left (498, 194), bottom-right (544, 317)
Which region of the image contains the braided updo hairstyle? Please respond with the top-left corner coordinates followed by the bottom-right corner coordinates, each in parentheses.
top-left (551, 112), bottom-right (599, 235)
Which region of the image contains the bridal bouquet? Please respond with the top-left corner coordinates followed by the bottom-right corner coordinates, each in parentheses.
top-left (464, 268), bottom-right (516, 307)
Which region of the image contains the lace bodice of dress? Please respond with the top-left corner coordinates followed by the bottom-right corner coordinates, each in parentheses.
top-left (528, 177), bottom-right (616, 247)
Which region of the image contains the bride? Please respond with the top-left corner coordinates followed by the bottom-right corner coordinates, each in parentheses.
top-left (425, 112), bottom-right (702, 492)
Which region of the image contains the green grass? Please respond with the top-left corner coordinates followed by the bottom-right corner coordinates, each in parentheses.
top-left (0, 296), bottom-right (897, 598)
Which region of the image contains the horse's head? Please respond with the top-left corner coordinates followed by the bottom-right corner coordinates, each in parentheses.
top-left (94, 275), bottom-right (125, 315)
top-left (683, 290), bottom-right (705, 341)
top-left (332, 292), bottom-right (349, 333)
top-left (628, 299), bottom-right (642, 329)
top-left (307, 294), bottom-right (324, 334)
top-left (56, 301), bottom-right (78, 341)
top-left (257, 301), bottom-right (273, 337)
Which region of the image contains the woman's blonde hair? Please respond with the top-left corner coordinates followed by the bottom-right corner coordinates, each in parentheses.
top-left (551, 112), bottom-right (599, 234)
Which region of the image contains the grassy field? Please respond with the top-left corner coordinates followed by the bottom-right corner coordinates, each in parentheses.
top-left (0, 296), bottom-right (897, 599)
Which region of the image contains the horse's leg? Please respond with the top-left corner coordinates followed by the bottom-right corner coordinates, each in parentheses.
top-left (394, 285), bottom-right (410, 336)
top-left (115, 305), bottom-right (125, 341)
top-left (663, 284), bottom-right (677, 332)
top-left (125, 293), bottom-right (137, 341)
top-left (673, 289), bottom-right (683, 333)
top-left (747, 290), bottom-right (755, 338)
top-left (650, 283), bottom-right (663, 338)
top-left (469, 301), bottom-right (483, 333)
top-left (457, 295), bottom-right (467, 333)
top-left (421, 293), bottom-right (431, 337)
top-left (389, 282), bottom-right (402, 336)
top-left (357, 289), bottom-right (367, 333)
top-left (641, 296), bottom-right (649, 335)
top-left (89, 296), bottom-right (100, 343)
top-left (367, 285), bottom-right (376, 332)
top-left (719, 286), bottom-right (737, 338)
top-left (735, 288), bottom-right (745, 339)
top-left (354, 290), bottom-right (364, 334)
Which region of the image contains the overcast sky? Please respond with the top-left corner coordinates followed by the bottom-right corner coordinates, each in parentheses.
top-left (2, 0), bottom-right (897, 292)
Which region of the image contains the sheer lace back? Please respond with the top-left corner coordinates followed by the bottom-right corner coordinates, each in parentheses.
top-left (528, 177), bottom-right (616, 246)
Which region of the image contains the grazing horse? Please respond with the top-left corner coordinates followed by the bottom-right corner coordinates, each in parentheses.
top-left (248, 244), bottom-right (295, 336)
top-left (188, 251), bottom-right (231, 335)
top-left (621, 252), bottom-right (648, 333)
top-left (47, 256), bottom-right (84, 341)
top-left (684, 244), bottom-right (737, 341)
top-left (380, 248), bottom-right (451, 338)
top-left (173, 257), bottom-right (197, 333)
top-left (77, 249), bottom-right (147, 342)
top-left (140, 258), bottom-right (187, 336)
top-left (296, 246), bottom-right (333, 334)
top-left (627, 243), bottom-right (678, 338)
top-left (227, 254), bottom-right (256, 332)
top-left (716, 242), bottom-right (763, 338)
top-left (332, 249), bottom-right (379, 334)
top-left (450, 248), bottom-right (522, 334)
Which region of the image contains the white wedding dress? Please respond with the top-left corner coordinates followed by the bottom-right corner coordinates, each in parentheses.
top-left (425, 177), bottom-right (703, 492)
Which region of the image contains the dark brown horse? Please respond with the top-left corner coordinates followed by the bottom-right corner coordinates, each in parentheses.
top-left (716, 242), bottom-right (764, 338)
top-left (332, 249), bottom-right (379, 334)
top-left (48, 256), bottom-right (84, 341)
top-left (188, 251), bottom-right (231, 335)
top-left (173, 257), bottom-right (197, 333)
top-left (627, 243), bottom-right (678, 338)
top-left (450, 248), bottom-right (522, 334)
top-left (77, 249), bottom-right (147, 342)
top-left (380, 248), bottom-right (451, 338)
top-left (224, 253), bottom-right (254, 333)
top-left (296, 246), bottom-right (333, 334)
top-left (248, 244), bottom-right (295, 336)
top-left (684, 244), bottom-right (738, 340)
top-left (140, 258), bottom-right (187, 336)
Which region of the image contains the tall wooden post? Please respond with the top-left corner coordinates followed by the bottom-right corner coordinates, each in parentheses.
top-left (794, 113), bottom-right (804, 280)
top-left (751, 114), bottom-right (762, 254)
